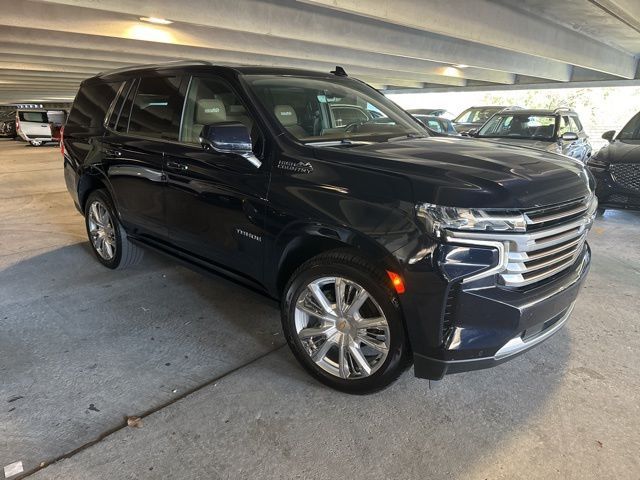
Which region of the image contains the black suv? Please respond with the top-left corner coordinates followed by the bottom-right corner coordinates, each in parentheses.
top-left (63, 63), bottom-right (596, 393)
top-left (588, 112), bottom-right (640, 214)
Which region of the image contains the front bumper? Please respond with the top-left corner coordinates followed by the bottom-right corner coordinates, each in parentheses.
top-left (402, 243), bottom-right (590, 380)
top-left (590, 168), bottom-right (640, 211)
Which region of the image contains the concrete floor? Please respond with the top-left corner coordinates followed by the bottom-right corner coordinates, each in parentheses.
top-left (1, 138), bottom-right (638, 479)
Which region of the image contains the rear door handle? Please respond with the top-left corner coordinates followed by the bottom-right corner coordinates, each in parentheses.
top-left (166, 160), bottom-right (188, 171)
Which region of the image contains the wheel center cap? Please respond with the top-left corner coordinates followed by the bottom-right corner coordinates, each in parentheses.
top-left (337, 319), bottom-right (350, 333)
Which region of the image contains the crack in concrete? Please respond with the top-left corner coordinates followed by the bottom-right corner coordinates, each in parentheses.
top-left (17, 344), bottom-right (287, 479)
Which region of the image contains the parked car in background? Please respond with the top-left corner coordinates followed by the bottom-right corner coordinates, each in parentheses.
top-left (16, 110), bottom-right (54, 146)
top-left (587, 111), bottom-right (640, 214)
top-left (411, 114), bottom-right (458, 135)
top-left (407, 108), bottom-right (455, 120)
top-left (472, 108), bottom-right (592, 163)
top-left (0, 110), bottom-right (17, 138)
top-left (64, 63), bottom-right (595, 393)
top-left (452, 105), bottom-right (514, 134)
top-left (47, 110), bottom-right (68, 143)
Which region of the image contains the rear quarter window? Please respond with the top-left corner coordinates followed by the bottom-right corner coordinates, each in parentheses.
top-left (127, 76), bottom-right (183, 140)
top-left (67, 81), bottom-right (123, 129)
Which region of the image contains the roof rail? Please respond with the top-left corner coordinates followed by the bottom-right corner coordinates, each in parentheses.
top-left (553, 106), bottom-right (575, 114)
top-left (97, 60), bottom-right (213, 77)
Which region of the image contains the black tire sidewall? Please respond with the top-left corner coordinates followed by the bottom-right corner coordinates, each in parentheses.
top-left (282, 258), bottom-right (407, 394)
top-left (84, 190), bottom-right (124, 269)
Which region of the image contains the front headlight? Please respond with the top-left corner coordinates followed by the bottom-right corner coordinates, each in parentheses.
top-left (417, 203), bottom-right (527, 236)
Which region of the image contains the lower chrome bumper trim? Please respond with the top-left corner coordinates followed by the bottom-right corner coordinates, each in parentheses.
top-left (494, 302), bottom-right (575, 360)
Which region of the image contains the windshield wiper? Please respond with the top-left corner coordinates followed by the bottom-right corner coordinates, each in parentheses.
top-left (387, 132), bottom-right (427, 142)
top-left (304, 139), bottom-right (373, 147)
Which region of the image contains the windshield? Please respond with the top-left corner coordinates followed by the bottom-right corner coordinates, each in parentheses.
top-left (618, 112), bottom-right (640, 141)
top-left (243, 75), bottom-right (426, 143)
top-left (477, 114), bottom-right (557, 140)
top-left (454, 107), bottom-right (503, 124)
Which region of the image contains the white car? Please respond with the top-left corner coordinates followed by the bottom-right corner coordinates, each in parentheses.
top-left (16, 110), bottom-right (53, 146)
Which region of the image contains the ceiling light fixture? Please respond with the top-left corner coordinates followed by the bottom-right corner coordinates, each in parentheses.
top-left (139, 16), bottom-right (173, 25)
top-left (453, 64), bottom-right (469, 69)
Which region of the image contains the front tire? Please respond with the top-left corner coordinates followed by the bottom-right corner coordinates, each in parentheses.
top-left (84, 189), bottom-right (143, 269)
top-left (282, 250), bottom-right (409, 394)
top-left (30, 140), bottom-right (43, 147)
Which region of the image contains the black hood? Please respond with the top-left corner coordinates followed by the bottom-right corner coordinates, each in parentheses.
top-left (595, 139), bottom-right (640, 164)
top-left (313, 137), bottom-right (592, 209)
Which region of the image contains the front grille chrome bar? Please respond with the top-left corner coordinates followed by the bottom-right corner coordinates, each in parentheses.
top-left (445, 194), bottom-right (596, 288)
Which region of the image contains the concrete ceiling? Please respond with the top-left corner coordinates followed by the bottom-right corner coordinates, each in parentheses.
top-left (0, 0), bottom-right (639, 104)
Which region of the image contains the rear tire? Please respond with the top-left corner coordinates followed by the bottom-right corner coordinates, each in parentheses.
top-left (84, 189), bottom-right (143, 269)
top-left (281, 250), bottom-right (409, 394)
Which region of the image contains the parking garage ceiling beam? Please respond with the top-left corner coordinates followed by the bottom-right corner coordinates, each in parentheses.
top-left (1, 54), bottom-right (131, 71)
top-left (0, 12), bottom-right (516, 87)
top-left (0, 61), bottom-right (468, 89)
top-left (301, 0), bottom-right (638, 79)
top-left (23, 0), bottom-right (569, 81)
top-left (0, 37), bottom-right (474, 91)
top-left (589, 0), bottom-right (640, 33)
top-left (0, 36), bottom-right (512, 87)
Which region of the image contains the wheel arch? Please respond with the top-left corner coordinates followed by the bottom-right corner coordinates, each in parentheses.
top-left (77, 170), bottom-right (110, 214)
top-left (270, 222), bottom-right (403, 298)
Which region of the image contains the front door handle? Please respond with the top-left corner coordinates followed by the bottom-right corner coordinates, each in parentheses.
top-left (166, 160), bottom-right (189, 171)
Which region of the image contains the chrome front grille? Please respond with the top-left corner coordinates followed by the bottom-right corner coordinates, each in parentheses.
top-left (501, 215), bottom-right (589, 287)
top-left (445, 195), bottom-right (596, 288)
top-left (610, 163), bottom-right (640, 192)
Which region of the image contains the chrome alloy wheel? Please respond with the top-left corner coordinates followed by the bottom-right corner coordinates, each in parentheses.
top-left (294, 276), bottom-right (390, 380)
top-left (87, 201), bottom-right (116, 260)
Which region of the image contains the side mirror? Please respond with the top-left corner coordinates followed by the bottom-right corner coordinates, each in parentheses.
top-left (560, 132), bottom-right (578, 142)
top-left (199, 122), bottom-right (261, 168)
top-left (465, 128), bottom-right (478, 137)
top-left (601, 130), bottom-right (615, 142)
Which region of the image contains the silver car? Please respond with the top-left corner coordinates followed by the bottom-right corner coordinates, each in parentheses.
top-left (471, 108), bottom-right (592, 163)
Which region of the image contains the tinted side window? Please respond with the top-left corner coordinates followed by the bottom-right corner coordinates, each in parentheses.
top-left (67, 81), bottom-right (122, 129)
top-left (181, 76), bottom-right (253, 144)
top-left (19, 111), bottom-right (48, 123)
top-left (128, 76), bottom-right (182, 140)
top-left (619, 112), bottom-right (640, 140)
top-left (116, 79), bottom-right (137, 133)
top-left (106, 81), bottom-right (131, 130)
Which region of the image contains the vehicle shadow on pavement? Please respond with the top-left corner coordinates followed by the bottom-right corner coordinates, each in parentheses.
top-left (0, 242), bottom-right (284, 474)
